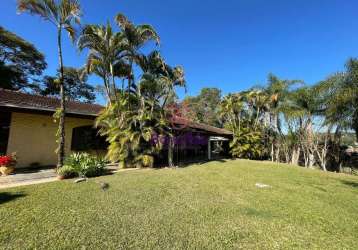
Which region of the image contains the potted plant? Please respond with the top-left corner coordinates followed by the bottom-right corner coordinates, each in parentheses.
top-left (0, 154), bottom-right (17, 176)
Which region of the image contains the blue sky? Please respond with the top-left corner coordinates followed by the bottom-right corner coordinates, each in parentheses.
top-left (2, 0), bottom-right (358, 103)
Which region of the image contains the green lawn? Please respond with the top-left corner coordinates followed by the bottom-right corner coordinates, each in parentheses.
top-left (1, 160), bottom-right (357, 249)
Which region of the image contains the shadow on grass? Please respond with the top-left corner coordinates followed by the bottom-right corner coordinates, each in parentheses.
top-left (0, 192), bottom-right (26, 205)
top-left (152, 158), bottom-right (229, 169)
top-left (102, 169), bottom-right (115, 176)
top-left (341, 180), bottom-right (358, 188)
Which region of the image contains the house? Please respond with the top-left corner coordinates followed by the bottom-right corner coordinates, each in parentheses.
top-left (0, 88), bottom-right (232, 168)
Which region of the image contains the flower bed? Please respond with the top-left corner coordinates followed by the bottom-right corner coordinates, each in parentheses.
top-left (0, 154), bottom-right (17, 176)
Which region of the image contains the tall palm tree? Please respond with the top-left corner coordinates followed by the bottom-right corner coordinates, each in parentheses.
top-left (284, 86), bottom-right (321, 167)
top-left (319, 59), bottom-right (358, 140)
top-left (243, 90), bottom-right (270, 128)
top-left (17, 0), bottom-right (81, 168)
top-left (78, 23), bottom-right (130, 102)
top-left (137, 51), bottom-right (186, 107)
top-left (136, 50), bottom-right (186, 167)
top-left (220, 93), bottom-right (244, 133)
top-left (115, 13), bottom-right (160, 95)
top-left (265, 74), bottom-right (302, 132)
top-left (264, 74), bottom-right (302, 161)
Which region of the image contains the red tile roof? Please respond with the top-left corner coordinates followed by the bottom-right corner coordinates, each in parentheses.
top-left (0, 88), bottom-right (102, 117)
top-left (0, 88), bottom-right (232, 136)
top-left (170, 116), bottom-right (232, 135)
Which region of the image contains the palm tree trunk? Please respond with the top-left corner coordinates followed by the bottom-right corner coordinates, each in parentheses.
top-left (275, 146), bottom-right (280, 163)
top-left (128, 58), bottom-right (133, 102)
top-left (291, 147), bottom-right (300, 165)
top-left (57, 27), bottom-right (66, 169)
top-left (306, 117), bottom-right (315, 168)
top-left (255, 107), bottom-right (260, 128)
top-left (168, 135), bottom-right (174, 167)
top-left (110, 64), bottom-right (119, 102)
top-left (102, 75), bottom-right (111, 104)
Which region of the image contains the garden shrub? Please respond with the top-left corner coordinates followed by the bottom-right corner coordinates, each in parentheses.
top-left (64, 153), bottom-right (106, 178)
top-left (230, 126), bottom-right (265, 160)
top-left (57, 165), bottom-right (76, 179)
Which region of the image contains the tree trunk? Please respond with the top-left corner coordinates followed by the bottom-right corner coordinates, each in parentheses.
top-left (127, 57), bottom-right (133, 103)
top-left (303, 150), bottom-right (308, 167)
top-left (306, 118), bottom-right (314, 168)
top-left (275, 145), bottom-right (280, 163)
top-left (291, 147), bottom-right (300, 165)
top-left (101, 75), bottom-right (111, 104)
top-left (353, 111), bottom-right (358, 142)
top-left (264, 111), bottom-right (270, 127)
top-left (321, 160), bottom-right (327, 172)
top-left (339, 162), bottom-right (343, 173)
top-left (168, 135), bottom-right (174, 167)
top-left (110, 64), bottom-right (119, 102)
top-left (317, 135), bottom-right (329, 172)
top-left (57, 27), bottom-right (66, 169)
top-left (308, 151), bottom-right (315, 168)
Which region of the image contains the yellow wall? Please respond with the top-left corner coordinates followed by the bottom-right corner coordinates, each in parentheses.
top-left (6, 112), bottom-right (95, 168)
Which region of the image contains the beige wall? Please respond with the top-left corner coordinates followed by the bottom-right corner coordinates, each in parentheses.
top-left (6, 112), bottom-right (95, 168)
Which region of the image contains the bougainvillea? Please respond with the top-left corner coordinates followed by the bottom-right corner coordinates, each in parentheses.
top-left (0, 156), bottom-right (14, 167)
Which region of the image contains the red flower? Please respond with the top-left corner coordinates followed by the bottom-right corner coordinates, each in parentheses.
top-left (0, 156), bottom-right (13, 167)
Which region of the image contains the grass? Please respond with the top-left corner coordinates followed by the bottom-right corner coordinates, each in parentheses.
top-left (1, 159), bottom-right (358, 249)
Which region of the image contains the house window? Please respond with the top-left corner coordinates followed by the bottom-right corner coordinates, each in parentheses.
top-left (0, 112), bottom-right (11, 155)
top-left (71, 126), bottom-right (107, 151)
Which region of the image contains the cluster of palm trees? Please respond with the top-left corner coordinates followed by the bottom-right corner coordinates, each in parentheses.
top-left (15, 0), bottom-right (357, 171)
top-left (220, 64), bottom-right (358, 171)
top-left (95, 50), bottom-right (186, 168)
top-left (17, 0), bottom-right (185, 168)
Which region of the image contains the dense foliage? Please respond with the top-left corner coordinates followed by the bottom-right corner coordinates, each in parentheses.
top-left (79, 14), bottom-right (185, 168)
top-left (39, 67), bottom-right (95, 103)
top-left (0, 26), bottom-right (46, 91)
top-left (96, 90), bottom-right (167, 168)
top-left (182, 88), bottom-right (222, 127)
top-left (218, 62), bottom-right (358, 172)
top-left (58, 152), bottom-right (106, 178)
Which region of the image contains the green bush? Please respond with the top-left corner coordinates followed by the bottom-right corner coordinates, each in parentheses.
top-left (57, 165), bottom-right (76, 179)
top-left (230, 126), bottom-right (265, 160)
top-left (64, 153), bottom-right (106, 178)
